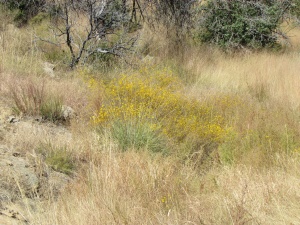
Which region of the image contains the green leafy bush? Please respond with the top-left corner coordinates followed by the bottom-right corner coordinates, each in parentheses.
top-left (197, 0), bottom-right (291, 49)
top-left (3, 0), bottom-right (46, 26)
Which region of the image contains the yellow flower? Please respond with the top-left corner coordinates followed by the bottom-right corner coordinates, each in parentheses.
top-left (90, 65), bottom-right (229, 149)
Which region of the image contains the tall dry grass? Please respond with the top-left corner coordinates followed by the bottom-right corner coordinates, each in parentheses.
top-left (183, 50), bottom-right (300, 107)
top-left (2, 8), bottom-right (300, 224)
top-left (29, 142), bottom-right (300, 224)
top-left (0, 23), bottom-right (45, 77)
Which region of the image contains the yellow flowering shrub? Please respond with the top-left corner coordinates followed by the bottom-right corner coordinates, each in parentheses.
top-left (91, 66), bottom-right (228, 154)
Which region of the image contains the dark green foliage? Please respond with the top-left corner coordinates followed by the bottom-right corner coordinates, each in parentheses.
top-left (3, 0), bottom-right (45, 26)
top-left (150, 0), bottom-right (195, 29)
top-left (198, 0), bottom-right (291, 50)
top-left (290, 0), bottom-right (300, 18)
top-left (4, 0), bottom-right (46, 26)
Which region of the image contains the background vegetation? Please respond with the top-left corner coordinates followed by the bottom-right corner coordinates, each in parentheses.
top-left (1, 0), bottom-right (300, 224)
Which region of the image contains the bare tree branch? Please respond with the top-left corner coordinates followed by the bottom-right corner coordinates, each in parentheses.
top-left (37, 0), bottom-right (140, 69)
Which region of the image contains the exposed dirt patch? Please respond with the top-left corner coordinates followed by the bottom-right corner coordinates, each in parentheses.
top-left (0, 99), bottom-right (73, 224)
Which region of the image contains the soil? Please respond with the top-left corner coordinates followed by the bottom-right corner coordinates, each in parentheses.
top-left (0, 99), bottom-right (72, 224)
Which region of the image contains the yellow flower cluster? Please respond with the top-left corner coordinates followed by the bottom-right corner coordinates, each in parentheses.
top-left (91, 66), bottom-right (227, 148)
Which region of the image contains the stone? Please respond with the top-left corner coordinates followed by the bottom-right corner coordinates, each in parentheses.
top-left (43, 62), bottom-right (55, 78)
top-left (0, 154), bottom-right (39, 199)
top-left (61, 105), bottom-right (76, 121)
top-left (7, 116), bottom-right (19, 123)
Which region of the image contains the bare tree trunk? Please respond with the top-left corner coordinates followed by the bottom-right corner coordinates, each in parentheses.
top-left (41, 0), bottom-right (139, 69)
top-left (131, 0), bottom-right (136, 23)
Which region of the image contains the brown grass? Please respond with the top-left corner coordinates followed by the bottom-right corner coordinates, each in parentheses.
top-left (0, 23), bottom-right (45, 76)
top-left (9, 77), bottom-right (46, 116)
top-left (29, 147), bottom-right (300, 224)
top-left (2, 7), bottom-right (300, 224)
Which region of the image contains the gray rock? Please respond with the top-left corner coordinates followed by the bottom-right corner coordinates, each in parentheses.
top-left (38, 170), bottom-right (71, 199)
top-left (0, 145), bottom-right (71, 201)
top-left (61, 105), bottom-right (76, 121)
top-left (0, 154), bottom-right (39, 199)
top-left (7, 116), bottom-right (19, 123)
top-left (0, 188), bottom-right (12, 203)
top-left (43, 62), bottom-right (55, 78)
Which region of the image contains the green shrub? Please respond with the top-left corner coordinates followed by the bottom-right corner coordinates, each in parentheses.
top-left (197, 0), bottom-right (291, 50)
top-left (30, 12), bottom-right (48, 24)
top-left (37, 143), bottom-right (75, 175)
top-left (110, 120), bottom-right (169, 154)
top-left (4, 0), bottom-right (46, 26)
top-left (45, 150), bottom-right (75, 175)
top-left (290, 0), bottom-right (300, 18)
top-left (40, 96), bottom-right (64, 123)
top-left (91, 66), bottom-right (229, 159)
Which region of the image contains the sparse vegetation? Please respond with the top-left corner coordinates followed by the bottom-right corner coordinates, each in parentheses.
top-left (1, 2), bottom-right (300, 224)
top-left (38, 0), bottom-right (140, 68)
top-left (9, 78), bottom-right (65, 122)
top-left (40, 95), bottom-right (64, 122)
top-left (38, 143), bottom-right (75, 175)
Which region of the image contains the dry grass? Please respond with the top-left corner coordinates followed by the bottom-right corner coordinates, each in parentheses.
top-left (29, 146), bottom-right (300, 224)
top-left (2, 7), bottom-right (300, 224)
top-left (182, 50), bottom-right (300, 107)
top-left (0, 23), bottom-right (45, 77)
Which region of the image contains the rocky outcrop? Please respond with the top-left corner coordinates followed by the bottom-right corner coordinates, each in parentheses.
top-left (0, 145), bottom-right (39, 201)
top-left (0, 102), bottom-right (73, 224)
top-left (0, 144), bottom-right (71, 224)
top-left (0, 92), bottom-right (76, 223)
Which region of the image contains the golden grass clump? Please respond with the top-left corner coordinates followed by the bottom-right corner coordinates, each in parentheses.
top-left (8, 77), bottom-right (65, 122)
